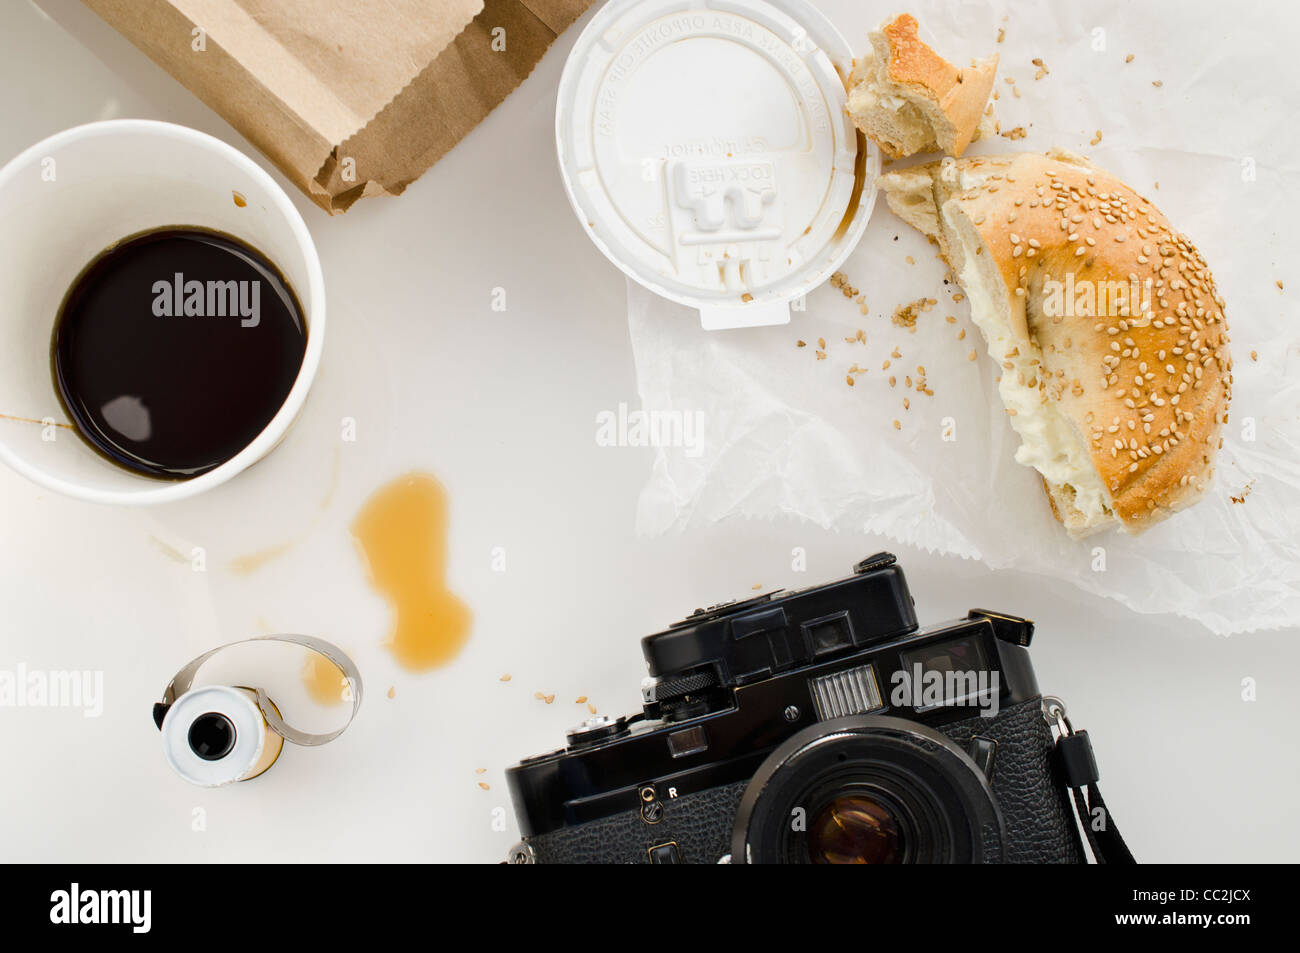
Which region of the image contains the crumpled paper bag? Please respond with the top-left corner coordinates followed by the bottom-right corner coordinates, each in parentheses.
top-left (81, 0), bottom-right (594, 212)
top-left (627, 0), bottom-right (1300, 635)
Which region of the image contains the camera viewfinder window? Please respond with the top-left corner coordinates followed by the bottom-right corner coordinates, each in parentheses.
top-left (802, 612), bottom-right (855, 657)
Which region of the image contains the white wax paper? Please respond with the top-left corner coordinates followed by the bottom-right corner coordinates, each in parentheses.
top-left (627, 0), bottom-right (1300, 635)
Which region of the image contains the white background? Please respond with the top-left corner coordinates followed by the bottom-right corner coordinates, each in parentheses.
top-left (0, 0), bottom-right (1296, 863)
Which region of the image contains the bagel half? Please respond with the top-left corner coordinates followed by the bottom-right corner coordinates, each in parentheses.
top-left (880, 150), bottom-right (1232, 537)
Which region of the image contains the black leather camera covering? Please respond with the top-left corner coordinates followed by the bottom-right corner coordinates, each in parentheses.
top-left (524, 697), bottom-right (1082, 864)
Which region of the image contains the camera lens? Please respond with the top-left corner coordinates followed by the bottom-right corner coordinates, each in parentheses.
top-left (807, 794), bottom-right (903, 864)
top-left (188, 712), bottom-right (236, 761)
top-left (732, 716), bottom-right (1005, 864)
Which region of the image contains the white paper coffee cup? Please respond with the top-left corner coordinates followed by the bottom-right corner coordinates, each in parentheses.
top-left (0, 120), bottom-right (326, 505)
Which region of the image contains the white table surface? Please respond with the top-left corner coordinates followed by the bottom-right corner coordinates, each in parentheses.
top-left (1, 0), bottom-right (1296, 863)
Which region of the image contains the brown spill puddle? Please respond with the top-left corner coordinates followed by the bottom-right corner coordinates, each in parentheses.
top-left (301, 651), bottom-right (349, 705)
top-left (350, 472), bottom-right (471, 671)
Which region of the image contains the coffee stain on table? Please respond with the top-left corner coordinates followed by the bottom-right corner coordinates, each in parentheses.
top-left (351, 472), bottom-right (471, 670)
top-left (229, 541), bottom-right (294, 575)
top-left (0, 412), bottom-right (72, 429)
top-left (301, 650), bottom-right (349, 706)
top-left (225, 448), bottom-right (341, 575)
top-left (148, 535), bottom-right (191, 564)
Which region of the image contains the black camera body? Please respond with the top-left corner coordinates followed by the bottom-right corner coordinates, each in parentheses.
top-left (506, 554), bottom-right (1083, 864)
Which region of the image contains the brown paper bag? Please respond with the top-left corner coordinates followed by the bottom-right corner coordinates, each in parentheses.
top-left (81, 0), bottom-right (595, 213)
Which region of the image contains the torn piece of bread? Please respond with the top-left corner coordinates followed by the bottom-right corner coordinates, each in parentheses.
top-left (846, 13), bottom-right (998, 159)
top-left (880, 150), bottom-right (1231, 537)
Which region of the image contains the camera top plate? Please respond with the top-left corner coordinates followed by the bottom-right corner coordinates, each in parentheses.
top-left (644, 554), bottom-right (919, 690)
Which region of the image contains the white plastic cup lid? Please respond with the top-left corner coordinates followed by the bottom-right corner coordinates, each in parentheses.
top-left (556, 0), bottom-right (878, 330)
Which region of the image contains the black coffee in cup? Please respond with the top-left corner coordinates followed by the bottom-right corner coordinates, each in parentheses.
top-left (51, 227), bottom-right (306, 479)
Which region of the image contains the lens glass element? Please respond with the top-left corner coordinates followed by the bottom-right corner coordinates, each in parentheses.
top-left (188, 711), bottom-right (236, 761)
top-left (808, 794), bottom-right (903, 864)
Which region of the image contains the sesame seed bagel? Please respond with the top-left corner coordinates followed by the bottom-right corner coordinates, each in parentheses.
top-left (880, 149), bottom-right (1231, 537)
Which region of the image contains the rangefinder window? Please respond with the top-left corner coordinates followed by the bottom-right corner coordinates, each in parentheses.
top-left (899, 635), bottom-right (994, 711)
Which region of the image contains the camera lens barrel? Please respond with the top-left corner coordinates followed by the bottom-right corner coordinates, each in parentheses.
top-left (731, 715), bottom-right (1006, 864)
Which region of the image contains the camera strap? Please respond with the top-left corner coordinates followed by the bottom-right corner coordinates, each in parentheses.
top-left (1043, 696), bottom-right (1135, 865)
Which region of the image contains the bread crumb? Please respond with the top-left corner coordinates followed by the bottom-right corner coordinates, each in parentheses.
top-left (818, 337), bottom-right (826, 349)
top-left (892, 420), bottom-right (901, 430)
top-left (892, 297), bottom-right (934, 331)
top-left (587, 703), bottom-right (597, 714)
top-left (1002, 126), bottom-right (1027, 140)
top-left (1152, 80), bottom-right (1163, 88)
top-left (387, 686), bottom-right (396, 699)
top-left (905, 255), bottom-right (915, 265)
top-left (1251, 350), bottom-right (1258, 361)
top-left (575, 695), bottom-right (588, 704)
top-left (796, 340), bottom-right (806, 347)
top-left (846, 375), bottom-right (855, 387)
top-left (1125, 54), bottom-right (1134, 63)
top-left (475, 767), bottom-right (486, 774)
top-left (478, 781), bottom-right (490, 790)
top-left (535, 691), bottom-right (555, 704)
top-left (997, 27), bottom-right (1005, 43)
top-left (1090, 130), bottom-right (1103, 146)
top-left (830, 271), bottom-right (859, 297)
top-left (741, 293), bottom-right (753, 303)
top-left (1276, 280), bottom-right (1284, 291)
top-left (945, 315), bottom-right (957, 324)
top-left (499, 673), bottom-right (512, 682)
top-left (816, 350), bottom-right (826, 360)
top-left (968, 349), bottom-right (978, 362)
